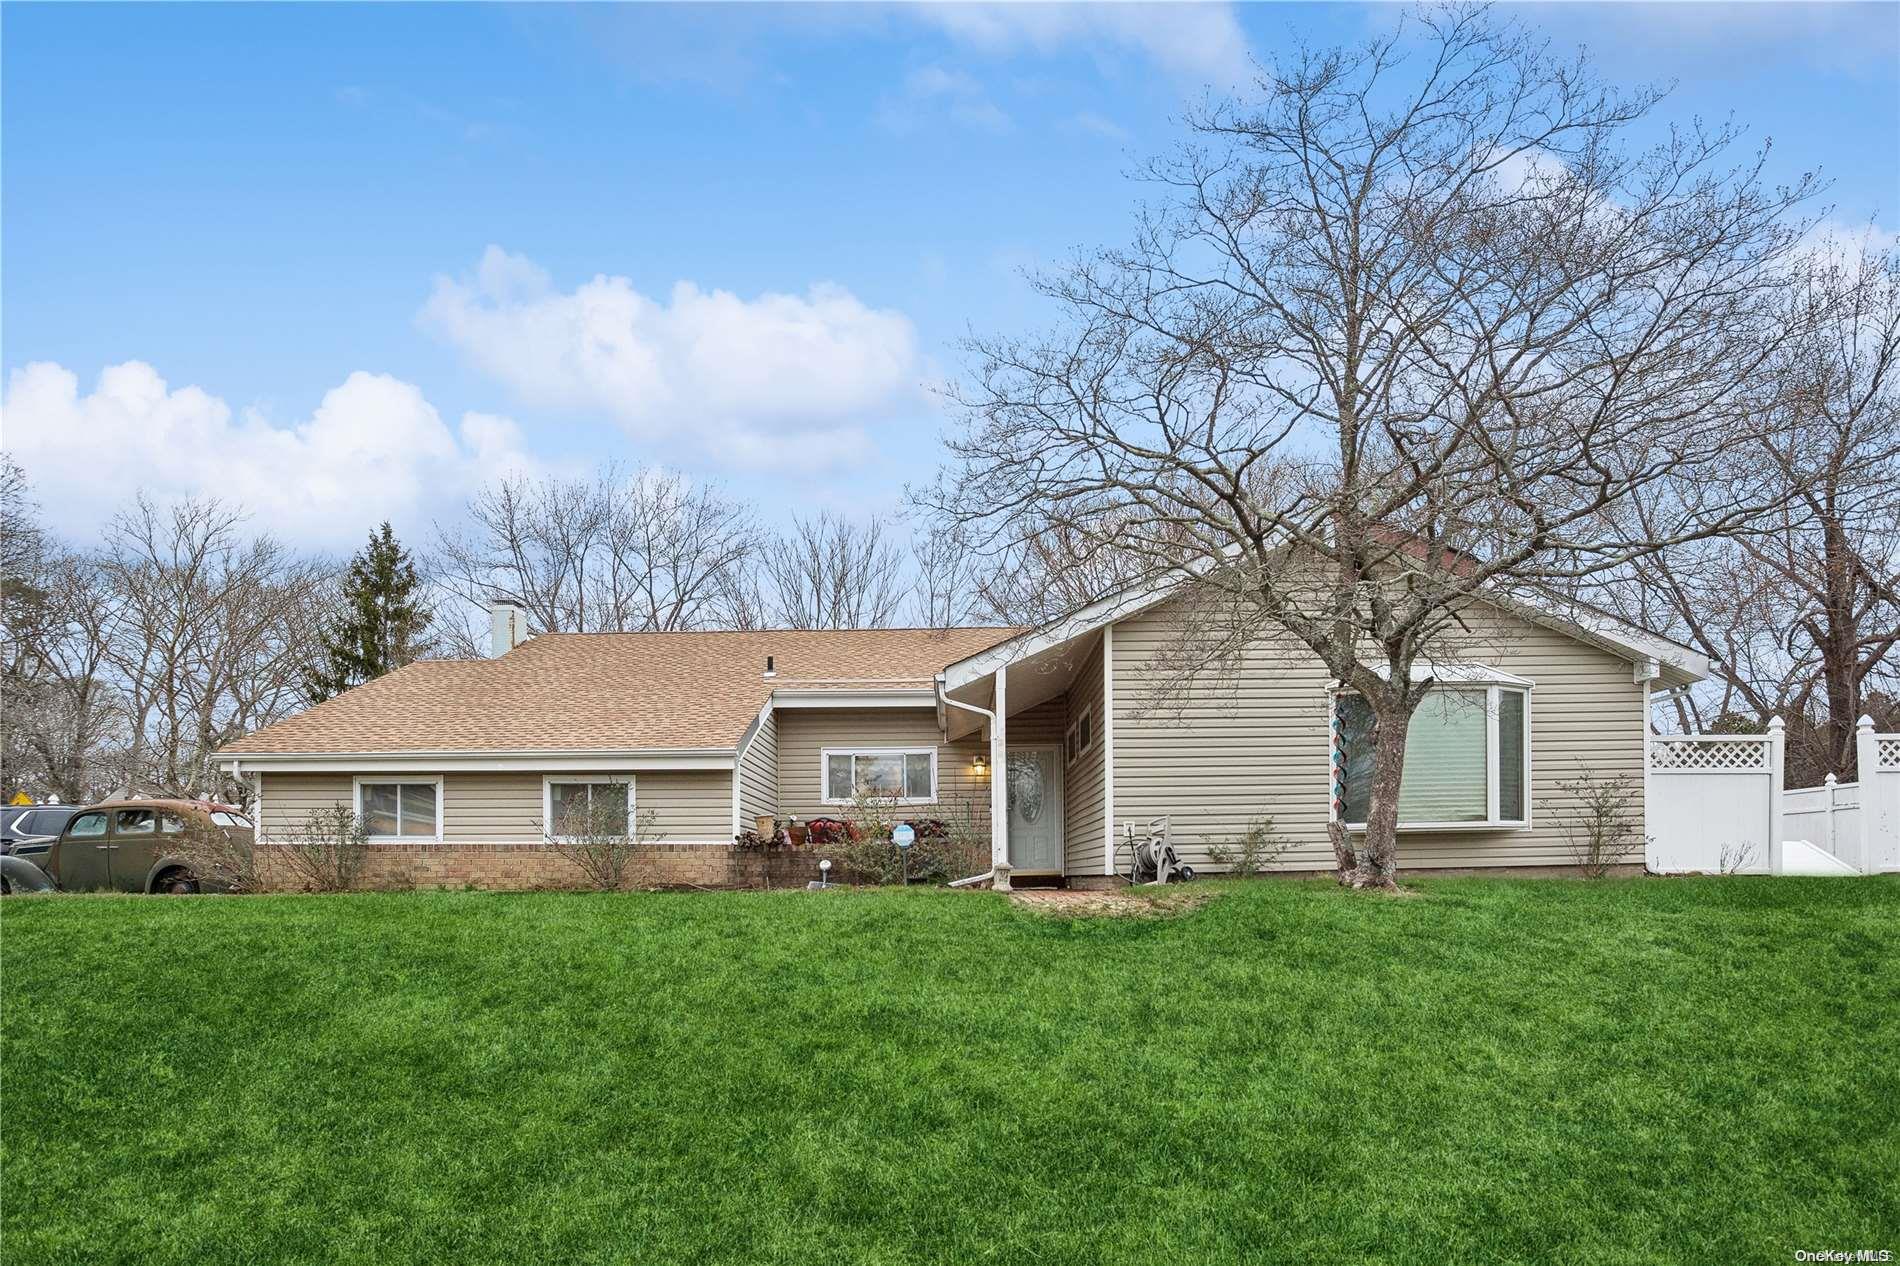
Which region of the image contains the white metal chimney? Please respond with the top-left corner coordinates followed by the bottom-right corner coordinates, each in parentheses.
top-left (489, 601), bottom-right (529, 657)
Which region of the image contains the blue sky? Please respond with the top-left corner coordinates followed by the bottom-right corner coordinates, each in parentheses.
top-left (5, 1), bottom-right (1896, 549)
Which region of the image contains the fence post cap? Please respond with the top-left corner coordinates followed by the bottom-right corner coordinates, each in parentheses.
top-left (1858, 714), bottom-right (1877, 732)
top-left (1767, 716), bottom-right (1785, 731)
top-left (1825, 772), bottom-right (1838, 785)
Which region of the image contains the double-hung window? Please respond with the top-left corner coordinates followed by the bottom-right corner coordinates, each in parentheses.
top-left (544, 777), bottom-right (634, 839)
top-left (822, 749), bottom-right (936, 804)
top-left (1332, 681), bottom-right (1530, 829)
top-left (355, 779), bottom-right (442, 840)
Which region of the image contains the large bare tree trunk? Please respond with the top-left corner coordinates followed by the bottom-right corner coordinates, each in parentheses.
top-left (1352, 702), bottom-right (1409, 890)
top-left (1326, 820), bottom-right (1358, 880)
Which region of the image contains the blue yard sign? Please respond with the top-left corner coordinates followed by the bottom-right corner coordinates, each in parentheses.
top-left (892, 824), bottom-right (915, 849)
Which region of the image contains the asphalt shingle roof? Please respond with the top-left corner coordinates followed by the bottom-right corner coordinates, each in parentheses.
top-left (220, 627), bottom-right (1018, 755)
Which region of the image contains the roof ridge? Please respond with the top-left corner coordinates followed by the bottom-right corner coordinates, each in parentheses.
top-left (527, 625), bottom-right (1019, 638)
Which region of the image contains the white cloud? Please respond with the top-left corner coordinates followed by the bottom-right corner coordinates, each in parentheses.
top-left (418, 246), bottom-right (926, 471)
top-left (912, 2), bottom-right (1253, 87)
top-left (1798, 218), bottom-right (1900, 268)
top-left (1484, 146), bottom-right (1565, 196)
top-left (877, 64), bottom-right (1014, 134)
top-left (1065, 110), bottom-right (1132, 142)
top-left (0, 361), bottom-right (536, 548)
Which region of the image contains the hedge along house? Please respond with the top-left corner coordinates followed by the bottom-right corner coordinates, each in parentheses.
top-left (219, 578), bottom-right (1705, 890)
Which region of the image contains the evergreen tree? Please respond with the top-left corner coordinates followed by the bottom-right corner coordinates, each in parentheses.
top-left (303, 523), bottom-right (430, 702)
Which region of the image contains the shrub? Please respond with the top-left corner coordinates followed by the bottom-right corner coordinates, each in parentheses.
top-left (544, 780), bottom-right (655, 891)
top-left (822, 792), bottom-right (987, 886)
top-left (278, 805), bottom-right (372, 893)
top-left (1557, 768), bottom-right (1645, 878)
top-left (170, 809), bottom-right (261, 892)
top-left (1207, 815), bottom-right (1290, 877)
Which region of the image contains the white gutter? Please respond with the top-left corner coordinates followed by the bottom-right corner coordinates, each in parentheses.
top-left (222, 748), bottom-right (736, 775)
top-left (770, 688), bottom-right (935, 709)
top-left (934, 674), bottom-right (995, 736)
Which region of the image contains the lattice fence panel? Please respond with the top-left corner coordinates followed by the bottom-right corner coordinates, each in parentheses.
top-left (1648, 739), bottom-right (1770, 771)
top-left (1879, 737), bottom-right (1900, 769)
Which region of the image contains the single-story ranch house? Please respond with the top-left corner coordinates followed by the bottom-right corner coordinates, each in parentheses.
top-left (217, 582), bottom-right (1706, 888)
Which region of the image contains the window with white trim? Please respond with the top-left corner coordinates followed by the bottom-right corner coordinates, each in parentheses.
top-left (822, 749), bottom-right (936, 803)
top-left (543, 776), bottom-right (634, 839)
top-left (356, 780), bottom-right (441, 840)
top-left (1065, 706), bottom-right (1094, 767)
top-left (1332, 686), bottom-right (1529, 828)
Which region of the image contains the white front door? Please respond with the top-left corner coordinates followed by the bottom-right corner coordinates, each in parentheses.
top-left (1006, 747), bottom-right (1063, 873)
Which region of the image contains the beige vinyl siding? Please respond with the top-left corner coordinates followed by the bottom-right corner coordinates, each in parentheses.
top-left (1062, 632), bottom-right (1108, 874)
top-left (637, 770), bottom-right (736, 843)
top-left (1006, 697), bottom-right (1066, 746)
top-left (258, 768), bottom-right (735, 845)
top-left (774, 708), bottom-right (989, 830)
top-left (737, 708), bottom-right (779, 828)
top-left (256, 772), bottom-right (352, 841)
top-left (445, 772), bottom-right (542, 841)
top-left (1111, 597), bottom-right (1648, 871)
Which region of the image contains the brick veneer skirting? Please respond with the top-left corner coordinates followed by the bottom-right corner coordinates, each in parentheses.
top-left (255, 842), bottom-right (825, 892)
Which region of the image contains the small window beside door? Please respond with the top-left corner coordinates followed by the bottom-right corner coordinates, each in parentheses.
top-left (1065, 706), bottom-right (1094, 767)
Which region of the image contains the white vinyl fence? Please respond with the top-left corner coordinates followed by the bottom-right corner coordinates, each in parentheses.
top-left (1646, 716), bottom-right (1900, 875)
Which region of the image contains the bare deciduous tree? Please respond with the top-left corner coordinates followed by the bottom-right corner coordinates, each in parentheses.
top-left (1601, 244), bottom-right (1900, 781)
top-left (99, 495), bottom-right (331, 801)
top-left (923, 8), bottom-right (1816, 888)
top-left (759, 511), bottom-right (907, 630)
top-left (966, 514), bottom-right (1155, 626)
top-left (908, 524), bottom-right (985, 629)
top-left (433, 464), bottom-right (763, 646)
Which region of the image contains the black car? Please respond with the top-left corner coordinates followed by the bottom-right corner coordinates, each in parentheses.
top-left (1, 805), bottom-right (79, 867)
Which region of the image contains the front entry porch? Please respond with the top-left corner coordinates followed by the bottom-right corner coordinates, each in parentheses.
top-left (939, 625), bottom-right (1110, 886)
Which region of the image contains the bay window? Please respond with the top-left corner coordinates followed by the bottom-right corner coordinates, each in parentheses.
top-left (1333, 683), bottom-right (1530, 829)
top-left (822, 748), bottom-right (936, 803)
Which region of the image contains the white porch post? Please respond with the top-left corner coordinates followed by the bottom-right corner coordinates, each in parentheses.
top-left (1767, 716), bottom-right (1786, 875)
top-left (1101, 622), bottom-right (1116, 876)
top-left (990, 667), bottom-right (1008, 869)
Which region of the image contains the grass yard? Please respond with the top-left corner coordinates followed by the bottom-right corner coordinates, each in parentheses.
top-left (3, 877), bottom-right (1896, 1265)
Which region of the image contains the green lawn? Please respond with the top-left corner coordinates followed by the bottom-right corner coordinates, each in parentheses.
top-left (3, 878), bottom-right (1896, 1265)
